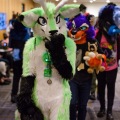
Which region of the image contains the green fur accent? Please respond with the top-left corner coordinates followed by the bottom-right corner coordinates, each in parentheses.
top-left (31, 37), bottom-right (76, 120)
top-left (65, 37), bottom-right (76, 75)
top-left (58, 37), bottom-right (76, 119)
top-left (48, 17), bottom-right (57, 30)
top-left (15, 111), bottom-right (18, 120)
top-left (46, 3), bottom-right (56, 16)
top-left (56, 80), bottom-right (71, 120)
top-left (46, 3), bottom-right (57, 30)
top-left (22, 36), bottom-right (43, 76)
top-left (15, 110), bottom-right (20, 120)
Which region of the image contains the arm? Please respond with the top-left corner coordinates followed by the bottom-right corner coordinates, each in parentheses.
top-left (64, 37), bottom-right (76, 75)
top-left (17, 76), bottom-right (44, 120)
top-left (16, 38), bottom-right (44, 120)
top-left (45, 34), bottom-right (73, 80)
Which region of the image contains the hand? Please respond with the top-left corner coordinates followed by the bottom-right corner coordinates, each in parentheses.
top-left (57, 60), bottom-right (73, 79)
top-left (50, 34), bottom-right (65, 46)
top-left (17, 94), bottom-right (44, 120)
top-left (45, 34), bottom-right (65, 51)
top-left (20, 106), bottom-right (44, 120)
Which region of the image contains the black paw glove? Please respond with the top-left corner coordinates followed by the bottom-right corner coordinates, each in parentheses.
top-left (16, 76), bottom-right (44, 120)
top-left (20, 106), bottom-right (44, 120)
top-left (45, 34), bottom-right (73, 80)
top-left (45, 34), bottom-right (65, 53)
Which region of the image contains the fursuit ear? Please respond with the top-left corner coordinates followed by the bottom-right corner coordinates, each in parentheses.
top-left (60, 4), bottom-right (80, 19)
top-left (18, 8), bottom-right (41, 28)
top-left (79, 4), bottom-right (87, 14)
top-left (79, 4), bottom-right (87, 11)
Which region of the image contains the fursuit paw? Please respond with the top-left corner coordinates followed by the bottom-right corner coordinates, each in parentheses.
top-left (50, 34), bottom-right (65, 47)
top-left (57, 61), bottom-right (73, 80)
top-left (45, 34), bottom-right (65, 51)
top-left (20, 106), bottom-right (44, 120)
top-left (17, 94), bottom-right (44, 120)
top-left (45, 40), bottom-right (53, 52)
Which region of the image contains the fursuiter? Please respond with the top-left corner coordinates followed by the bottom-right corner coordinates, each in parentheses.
top-left (15, 0), bottom-right (84, 120)
top-left (67, 13), bottom-right (103, 73)
top-left (96, 2), bottom-right (120, 66)
top-left (66, 12), bottom-right (105, 120)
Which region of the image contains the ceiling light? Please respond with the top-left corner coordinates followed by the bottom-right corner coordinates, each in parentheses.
top-left (55, 0), bottom-right (59, 1)
top-left (73, 0), bottom-right (77, 3)
top-left (90, 0), bottom-right (93, 3)
top-left (106, 0), bottom-right (110, 3)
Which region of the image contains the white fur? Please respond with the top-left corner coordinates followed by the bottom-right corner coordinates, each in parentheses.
top-left (23, 12), bottom-right (39, 27)
top-left (28, 41), bottom-right (66, 119)
top-left (33, 0), bottom-right (47, 12)
top-left (61, 7), bottom-right (80, 19)
top-left (33, 15), bottom-right (67, 40)
top-left (83, 56), bottom-right (90, 61)
top-left (55, 0), bottom-right (68, 13)
top-left (88, 52), bottom-right (95, 58)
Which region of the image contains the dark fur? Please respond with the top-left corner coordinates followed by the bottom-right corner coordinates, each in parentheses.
top-left (16, 76), bottom-right (44, 120)
top-left (45, 34), bottom-right (73, 80)
top-left (99, 3), bottom-right (116, 25)
top-left (79, 4), bottom-right (86, 11)
top-left (96, 2), bottom-right (117, 44)
top-left (18, 15), bottom-right (24, 22)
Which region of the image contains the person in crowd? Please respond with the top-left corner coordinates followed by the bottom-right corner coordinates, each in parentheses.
top-left (9, 16), bottom-right (31, 103)
top-left (0, 33), bottom-right (13, 85)
top-left (89, 71), bottom-right (97, 100)
top-left (0, 61), bottom-right (11, 85)
top-left (0, 33), bottom-right (13, 72)
top-left (6, 11), bottom-right (19, 34)
top-left (67, 7), bottom-right (104, 119)
top-left (95, 3), bottom-right (120, 120)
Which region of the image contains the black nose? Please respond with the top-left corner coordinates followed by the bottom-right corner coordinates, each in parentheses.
top-left (49, 30), bottom-right (58, 35)
top-left (71, 29), bottom-right (77, 35)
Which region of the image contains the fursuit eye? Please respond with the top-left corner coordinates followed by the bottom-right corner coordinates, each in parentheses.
top-left (56, 14), bottom-right (60, 24)
top-left (37, 17), bottom-right (47, 26)
top-left (80, 26), bottom-right (88, 30)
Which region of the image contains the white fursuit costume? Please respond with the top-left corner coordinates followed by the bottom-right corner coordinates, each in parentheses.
top-left (15, 0), bottom-right (82, 120)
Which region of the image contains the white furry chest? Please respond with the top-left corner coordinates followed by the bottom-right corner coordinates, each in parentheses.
top-left (29, 42), bottom-right (63, 101)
